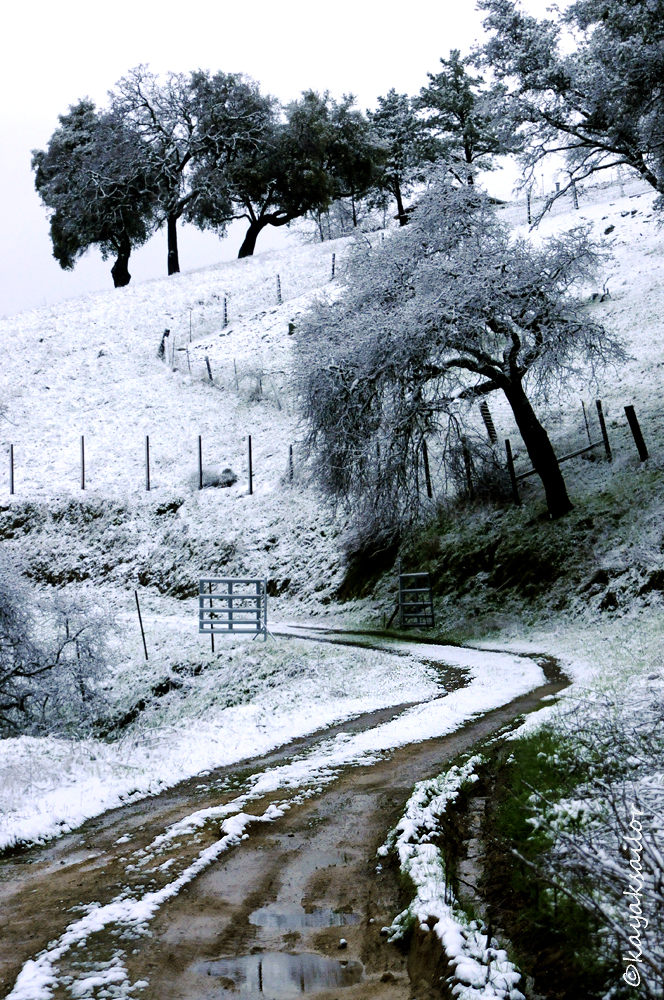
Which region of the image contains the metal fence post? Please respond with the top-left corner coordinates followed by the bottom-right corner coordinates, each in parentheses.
top-left (145, 436), bottom-right (150, 491)
top-left (198, 435), bottom-right (203, 489)
top-left (248, 435), bottom-right (253, 495)
top-left (80, 435), bottom-right (85, 490)
top-left (9, 444), bottom-right (14, 495)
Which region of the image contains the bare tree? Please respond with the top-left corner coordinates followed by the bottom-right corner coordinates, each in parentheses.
top-left (295, 167), bottom-right (626, 525)
top-left (0, 563), bottom-right (114, 735)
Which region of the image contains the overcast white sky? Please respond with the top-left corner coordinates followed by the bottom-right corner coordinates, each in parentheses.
top-left (0, 0), bottom-right (551, 317)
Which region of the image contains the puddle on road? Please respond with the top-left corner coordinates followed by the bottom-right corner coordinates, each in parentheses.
top-left (205, 952), bottom-right (363, 997)
top-left (249, 904), bottom-right (361, 929)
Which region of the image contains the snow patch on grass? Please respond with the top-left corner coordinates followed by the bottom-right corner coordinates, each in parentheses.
top-left (381, 756), bottom-right (524, 1000)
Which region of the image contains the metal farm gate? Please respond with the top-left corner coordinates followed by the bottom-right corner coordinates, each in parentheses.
top-left (199, 578), bottom-right (268, 640)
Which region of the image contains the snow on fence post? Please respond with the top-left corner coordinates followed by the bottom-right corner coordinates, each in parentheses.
top-left (422, 440), bottom-right (433, 499)
top-left (624, 405), bottom-right (649, 462)
top-left (80, 435), bottom-right (85, 490)
top-left (526, 189), bottom-right (532, 226)
top-left (276, 275), bottom-right (282, 305)
top-left (595, 400), bottom-right (612, 462)
top-left (248, 435), bottom-right (253, 495)
top-left (505, 439), bottom-right (521, 505)
top-left (189, 308), bottom-right (192, 342)
top-left (198, 435), bottom-right (203, 490)
top-left (331, 253), bottom-right (336, 279)
top-left (572, 180), bottom-right (579, 210)
top-left (289, 444), bottom-right (294, 482)
top-left (223, 296), bottom-right (228, 328)
top-left (145, 436), bottom-right (151, 491)
top-left (9, 444), bottom-right (14, 495)
top-left (134, 590), bottom-right (149, 661)
top-left (205, 356), bottom-right (213, 383)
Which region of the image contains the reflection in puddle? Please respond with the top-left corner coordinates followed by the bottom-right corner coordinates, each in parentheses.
top-left (208, 953), bottom-right (363, 997)
top-left (249, 904), bottom-right (361, 929)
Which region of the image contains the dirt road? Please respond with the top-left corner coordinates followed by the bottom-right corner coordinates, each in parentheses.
top-left (0, 642), bottom-right (564, 1000)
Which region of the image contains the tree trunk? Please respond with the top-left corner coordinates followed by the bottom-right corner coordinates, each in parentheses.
top-left (167, 214), bottom-right (180, 275)
top-left (111, 235), bottom-right (131, 288)
top-left (394, 178), bottom-right (408, 226)
top-left (503, 380), bottom-right (573, 518)
top-left (238, 218), bottom-right (269, 258)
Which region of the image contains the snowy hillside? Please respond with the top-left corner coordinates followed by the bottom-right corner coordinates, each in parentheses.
top-left (1, 174), bottom-right (663, 853)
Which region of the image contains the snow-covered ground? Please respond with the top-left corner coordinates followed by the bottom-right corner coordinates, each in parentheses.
top-left (0, 636), bottom-right (544, 851)
top-left (1, 173), bottom-right (663, 858)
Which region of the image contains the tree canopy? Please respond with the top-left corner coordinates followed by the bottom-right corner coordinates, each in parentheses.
top-left (367, 89), bottom-right (439, 226)
top-left (295, 169), bottom-right (626, 525)
top-left (478, 0), bottom-right (664, 213)
top-left (32, 100), bottom-right (158, 287)
top-left (417, 49), bottom-right (517, 184)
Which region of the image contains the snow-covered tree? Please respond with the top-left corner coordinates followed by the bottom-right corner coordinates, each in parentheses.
top-left (417, 49), bottom-right (517, 185)
top-left (478, 0), bottom-right (664, 215)
top-left (32, 100), bottom-right (158, 287)
top-left (0, 562), bottom-right (114, 735)
top-left (295, 169), bottom-right (626, 526)
top-left (368, 89), bottom-right (439, 225)
top-left (194, 90), bottom-right (381, 257)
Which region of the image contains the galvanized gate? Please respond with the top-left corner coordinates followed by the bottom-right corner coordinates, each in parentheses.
top-left (199, 578), bottom-right (268, 640)
top-left (398, 572), bottom-right (435, 628)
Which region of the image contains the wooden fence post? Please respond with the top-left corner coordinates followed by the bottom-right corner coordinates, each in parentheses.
top-left (595, 400), bottom-right (612, 462)
top-left (331, 253), bottom-right (336, 279)
top-left (624, 405), bottom-right (648, 461)
top-left (276, 275), bottom-right (282, 305)
top-left (505, 439), bottom-right (521, 505)
top-left (289, 444), bottom-right (294, 482)
top-left (145, 436), bottom-right (150, 491)
top-left (581, 400), bottom-right (592, 445)
top-left (80, 435), bottom-right (85, 490)
top-left (9, 444), bottom-right (14, 495)
top-left (479, 400), bottom-right (497, 444)
top-left (462, 438), bottom-right (474, 500)
top-left (198, 435), bottom-right (203, 489)
top-left (248, 435), bottom-right (253, 495)
top-left (223, 296), bottom-right (228, 328)
top-left (422, 440), bottom-right (433, 499)
top-left (526, 189), bottom-right (532, 225)
top-left (205, 356), bottom-right (213, 383)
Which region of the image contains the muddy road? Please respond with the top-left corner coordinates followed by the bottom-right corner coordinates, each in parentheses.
top-left (0, 640), bottom-right (565, 1000)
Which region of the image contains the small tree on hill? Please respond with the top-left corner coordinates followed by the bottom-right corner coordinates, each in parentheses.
top-left (0, 564), bottom-right (113, 735)
top-left (295, 168), bottom-right (626, 526)
top-left (368, 89), bottom-right (439, 225)
top-left (32, 100), bottom-right (158, 287)
top-left (417, 49), bottom-right (517, 185)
